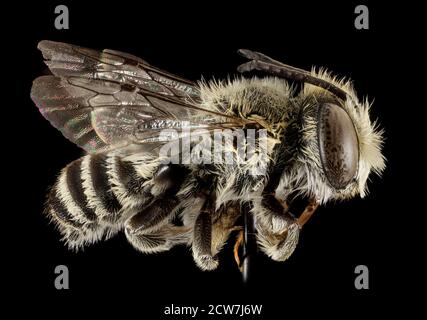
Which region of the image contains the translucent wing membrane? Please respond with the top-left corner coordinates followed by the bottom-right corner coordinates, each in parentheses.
top-left (31, 41), bottom-right (243, 153)
top-left (38, 40), bottom-right (200, 100)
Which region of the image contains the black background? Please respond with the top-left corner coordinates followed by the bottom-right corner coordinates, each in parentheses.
top-left (4, 1), bottom-right (421, 317)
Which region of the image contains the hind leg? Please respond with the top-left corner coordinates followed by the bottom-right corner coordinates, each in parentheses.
top-left (125, 223), bottom-right (191, 253)
top-left (124, 164), bottom-right (191, 253)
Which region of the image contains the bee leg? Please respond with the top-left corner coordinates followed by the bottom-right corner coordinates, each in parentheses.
top-left (125, 164), bottom-right (191, 253)
top-left (125, 224), bottom-right (191, 253)
top-left (126, 164), bottom-right (189, 234)
top-left (259, 193), bottom-right (293, 233)
top-left (255, 198), bottom-right (319, 261)
top-left (256, 220), bottom-right (301, 262)
top-left (211, 203), bottom-right (241, 256)
top-left (233, 230), bottom-right (244, 270)
top-left (124, 195), bottom-right (187, 253)
top-left (126, 196), bottom-right (180, 234)
top-left (192, 207), bottom-right (219, 271)
top-left (262, 193), bottom-right (289, 213)
top-left (296, 199), bottom-right (319, 228)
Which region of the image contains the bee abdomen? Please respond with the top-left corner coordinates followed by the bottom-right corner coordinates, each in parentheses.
top-left (84, 154), bottom-right (122, 222)
top-left (66, 158), bottom-right (98, 223)
top-left (46, 153), bottom-right (154, 249)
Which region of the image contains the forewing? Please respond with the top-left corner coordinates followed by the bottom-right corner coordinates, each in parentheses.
top-left (31, 41), bottom-right (239, 153)
top-left (37, 40), bottom-right (200, 100)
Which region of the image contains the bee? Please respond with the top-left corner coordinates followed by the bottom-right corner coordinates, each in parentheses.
top-left (31, 41), bottom-right (385, 271)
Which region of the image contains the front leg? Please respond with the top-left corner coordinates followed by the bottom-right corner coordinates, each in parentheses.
top-left (297, 199), bottom-right (319, 228)
top-left (258, 193), bottom-right (294, 233)
top-left (255, 194), bottom-right (319, 262)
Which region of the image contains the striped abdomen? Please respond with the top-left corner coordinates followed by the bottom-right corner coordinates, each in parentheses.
top-left (46, 153), bottom-right (156, 249)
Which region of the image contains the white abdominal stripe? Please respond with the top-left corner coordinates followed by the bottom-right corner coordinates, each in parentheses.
top-left (46, 153), bottom-right (153, 249)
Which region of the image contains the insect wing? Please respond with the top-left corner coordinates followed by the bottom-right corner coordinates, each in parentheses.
top-left (31, 41), bottom-right (234, 153)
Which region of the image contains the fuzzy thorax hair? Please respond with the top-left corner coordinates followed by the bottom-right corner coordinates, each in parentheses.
top-left (199, 74), bottom-right (385, 205)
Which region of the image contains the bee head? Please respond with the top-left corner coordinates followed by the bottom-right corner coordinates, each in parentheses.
top-left (276, 70), bottom-right (385, 204)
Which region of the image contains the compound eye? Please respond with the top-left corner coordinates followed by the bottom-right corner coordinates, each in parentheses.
top-left (317, 103), bottom-right (359, 189)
